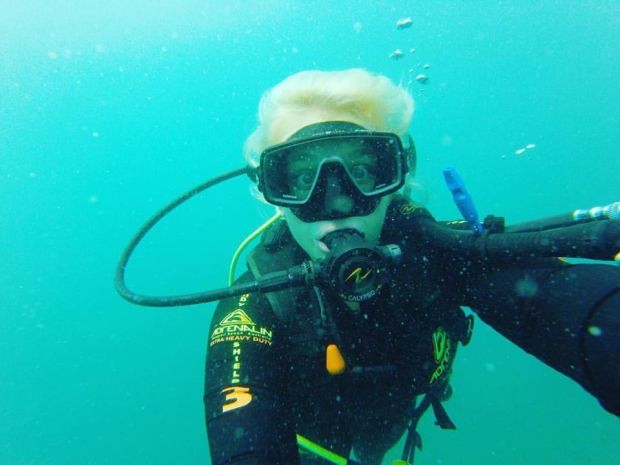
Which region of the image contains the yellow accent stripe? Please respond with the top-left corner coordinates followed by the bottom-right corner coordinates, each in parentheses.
top-left (228, 212), bottom-right (282, 286)
top-left (296, 434), bottom-right (347, 465)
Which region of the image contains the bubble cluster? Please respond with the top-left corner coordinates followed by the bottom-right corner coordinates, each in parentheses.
top-left (390, 16), bottom-right (430, 85)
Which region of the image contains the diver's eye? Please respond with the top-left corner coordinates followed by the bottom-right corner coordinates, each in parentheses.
top-left (350, 164), bottom-right (373, 181)
top-left (293, 171), bottom-right (315, 191)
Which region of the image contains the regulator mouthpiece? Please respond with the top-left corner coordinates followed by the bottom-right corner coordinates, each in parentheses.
top-left (320, 229), bottom-right (401, 302)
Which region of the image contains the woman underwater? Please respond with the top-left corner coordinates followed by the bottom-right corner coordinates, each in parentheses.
top-left (116, 68), bottom-right (620, 465)
top-left (202, 69), bottom-right (619, 465)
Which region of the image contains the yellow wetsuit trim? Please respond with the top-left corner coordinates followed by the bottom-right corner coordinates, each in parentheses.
top-left (296, 434), bottom-right (348, 465)
top-left (228, 212), bottom-right (282, 286)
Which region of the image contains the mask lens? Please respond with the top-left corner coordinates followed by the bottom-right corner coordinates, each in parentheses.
top-left (341, 137), bottom-right (400, 195)
top-left (259, 132), bottom-right (405, 206)
top-left (261, 144), bottom-right (318, 204)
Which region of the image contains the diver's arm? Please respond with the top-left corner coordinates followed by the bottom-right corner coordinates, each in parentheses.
top-left (204, 278), bottom-right (299, 465)
top-left (461, 261), bottom-right (620, 416)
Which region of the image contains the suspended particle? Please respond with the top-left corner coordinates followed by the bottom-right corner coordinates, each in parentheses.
top-left (526, 143), bottom-right (536, 149)
top-left (409, 48), bottom-right (416, 53)
top-left (423, 63), bottom-right (430, 69)
top-left (515, 148), bottom-right (526, 155)
top-left (515, 277), bottom-right (539, 297)
top-left (415, 74), bottom-right (428, 83)
top-left (485, 362), bottom-right (496, 372)
top-left (396, 17), bottom-right (414, 30)
top-left (389, 49), bottom-right (405, 60)
top-left (587, 326), bottom-right (603, 337)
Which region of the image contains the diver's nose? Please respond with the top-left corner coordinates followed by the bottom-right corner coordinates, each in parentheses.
top-left (324, 172), bottom-right (354, 215)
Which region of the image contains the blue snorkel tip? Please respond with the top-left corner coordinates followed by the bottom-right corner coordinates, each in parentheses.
top-left (443, 166), bottom-right (484, 235)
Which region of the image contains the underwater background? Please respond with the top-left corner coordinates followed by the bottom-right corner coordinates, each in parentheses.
top-left (2, 1), bottom-right (619, 464)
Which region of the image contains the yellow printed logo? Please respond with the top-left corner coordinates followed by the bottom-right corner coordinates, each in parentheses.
top-left (430, 327), bottom-right (452, 385)
top-left (432, 327), bottom-right (448, 363)
top-left (210, 308), bottom-right (273, 347)
top-left (399, 204), bottom-right (417, 216)
top-left (221, 386), bottom-right (253, 413)
top-left (220, 309), bottom-right (255, 326)
top-left (345, 267), bottom-right (373, 284)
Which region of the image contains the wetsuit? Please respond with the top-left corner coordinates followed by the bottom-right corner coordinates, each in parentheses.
top-left (204, 196), bottom-right (620, 465)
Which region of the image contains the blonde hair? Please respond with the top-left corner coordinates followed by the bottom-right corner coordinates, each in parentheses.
top-left (244, 68), bottom-right (414, 167)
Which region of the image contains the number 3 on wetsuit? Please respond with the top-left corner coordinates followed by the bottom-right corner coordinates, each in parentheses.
top-left (221, 386), bottom-right (253, 413)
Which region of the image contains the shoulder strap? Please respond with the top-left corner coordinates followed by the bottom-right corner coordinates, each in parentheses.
top-left (400, 390), bottom-right (457, 464)
top-left (246, 219), bottom-right (301, 321)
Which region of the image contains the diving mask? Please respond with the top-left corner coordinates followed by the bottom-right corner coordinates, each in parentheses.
top-left (255, 122), bottom-right (414, 221)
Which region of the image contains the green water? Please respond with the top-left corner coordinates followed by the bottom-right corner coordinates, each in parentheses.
top-left (1, 1), bottom-right (619, 464)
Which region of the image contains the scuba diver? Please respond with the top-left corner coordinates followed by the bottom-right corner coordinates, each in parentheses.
top-left (115, 68), bottom-right (620, 465)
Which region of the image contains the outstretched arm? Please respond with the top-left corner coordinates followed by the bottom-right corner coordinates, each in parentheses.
top-left (461, 260), bottom-right (620, 416)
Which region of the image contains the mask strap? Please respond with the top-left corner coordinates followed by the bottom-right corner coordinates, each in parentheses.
top-left (401, 133), bottom-right (417, 176)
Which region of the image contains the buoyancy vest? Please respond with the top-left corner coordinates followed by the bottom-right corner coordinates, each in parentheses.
top-left (246, 197), bottom-right (473, 392)
top-left (246, 197), bottom-right (475, 463)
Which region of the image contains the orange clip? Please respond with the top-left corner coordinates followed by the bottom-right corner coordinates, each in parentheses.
top-left (326, 344), bottom-right (346, 375)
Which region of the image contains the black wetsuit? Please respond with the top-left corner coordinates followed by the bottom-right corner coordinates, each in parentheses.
top-left (204, 197), bottom-right (620, 465)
